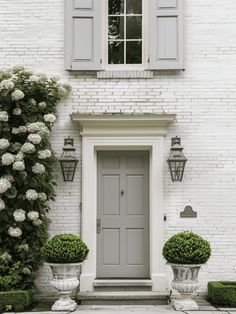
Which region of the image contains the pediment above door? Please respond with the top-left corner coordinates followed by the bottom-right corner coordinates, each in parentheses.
top-left (70, 113), bottom-right (176, 137)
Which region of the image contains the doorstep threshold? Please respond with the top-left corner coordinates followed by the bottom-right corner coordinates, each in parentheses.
top-left (94, 279), bottom-right (153, 287)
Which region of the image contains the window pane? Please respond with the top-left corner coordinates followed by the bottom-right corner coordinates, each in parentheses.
top-left (108, 17), bottom-right (124, 40)
top-left (126, 0), bottom-right (142, 14)
top-left (109, 0), bottom-right (124, 15)
top-left (126, 41), bottom-right (142, 64)
top-left (109, 41), bottom-right (124, 64)
top-left (126, 16), bottom-right (142, 39)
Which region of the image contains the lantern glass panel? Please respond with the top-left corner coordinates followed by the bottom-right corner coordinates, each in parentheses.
top-left (168, 160), bottom-right (186, 182)
top-left (60, 160), bottom-right (78, 181)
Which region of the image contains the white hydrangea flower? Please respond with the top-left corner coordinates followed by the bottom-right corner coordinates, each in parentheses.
top-left (1, 153), bottom-right (15, 166)
top-left (12, 126), bottom-right (26, 134)
top-left (37, 72), bottom-right (47, 79)
top-left (27, 133), bottom-right (42, 145)
top-left (44, 114), bottom-right (56, 123)
top-left (32, 163), bottom-right (45, 175)
top-left (18, 126), bottom-right (27, 133)
top-left (27, 122), bottom-right (45, 133)
top-left (0, 178), bottom-right (11, 193)
top-left (0, 139), bottom-right (10, 149)
top-left (13, 209), bottom-right (26, 222)
top-left (12, 89), bottom-right (25, 101)
top-left (2, 175), bottom-right (14, 182)
top-left (33, 219), bottom-right (42, 226)
top-left (21, 142), bottom-right (35, 154)
top-left (28, 98), bottom-right (36, 106)
top-left (18, 244), bottom-right (29, 251)
top-left (12, 142), bottom-right (21, 151)
top-left (59, 85), bottom-right (67, 96)
top-left (8, 227), bottom-right (22, 237)
top-left (13, 161), bottom-right (25, 171)
top-left (38, 102), bottom-right (46, 109)
top-left (15, 152), bottom-right (24, 161)
top-left (0, 252), bottom-right (12, 263)
top-left (0, 79), bottom-right (14, 90)
top-left (22, 267), bottom-right (31, 275)
top-left (38, 149), bottom-right (51, 159)
top-left (27, 211), bottom-right (39, 221)
top-left (38, 192), bottom-right (47, 202)
top-left (13, 108), bottom-right (22, 115)
top-left (29, 75), bottom-right (40, 82)
top-left (0, 198), bottom-right (5, 210)
top-left (0, 111), bottom-right (8, 122)
top-left (12, 127), bottom-right (19, 134)
top-left (37, 126), bottom-right (50, 136)
top-left (26, 189), bottom-right (38, 201)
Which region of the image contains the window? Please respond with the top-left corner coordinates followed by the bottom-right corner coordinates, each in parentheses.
top-left (108, 0), bottom-right (143, 65)
top-left (65, 0), bottom-right (184, 71)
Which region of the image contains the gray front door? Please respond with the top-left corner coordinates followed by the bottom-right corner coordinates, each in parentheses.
top-left (97, 151), bottom-right (149, 278)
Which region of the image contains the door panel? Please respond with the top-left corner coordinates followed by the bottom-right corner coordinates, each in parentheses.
top-left (103, 175), bottom-right (120, 215)
top-left (102, 229), bottom-right (120, 265)
top-left (126, 175), bottom-right (144, 215)
top-left (97, 151), bottom-right (149, 278)
top-left (126, 228), bottom-right (145, 265)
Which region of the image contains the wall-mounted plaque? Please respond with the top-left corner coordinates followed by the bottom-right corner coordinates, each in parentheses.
top-left (180, 206), bottom-right (197, 218)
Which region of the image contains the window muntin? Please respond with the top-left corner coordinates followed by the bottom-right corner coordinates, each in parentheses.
top-left (108, 0), bottom-right (143, 65)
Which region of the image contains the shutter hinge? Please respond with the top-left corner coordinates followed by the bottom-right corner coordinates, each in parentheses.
top-left (79, 202), bottom-right (82, 211)
top-left (100, 59), bottom-right (102, 64)
top-left (148, 57), bottom-right (150, 63)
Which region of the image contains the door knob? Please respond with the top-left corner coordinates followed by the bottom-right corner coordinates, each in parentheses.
top-left (121, 190), bottom-right (124, 195)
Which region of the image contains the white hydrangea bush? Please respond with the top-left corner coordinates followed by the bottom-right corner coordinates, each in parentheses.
top-left (0, 66), bottom-right (70, 291)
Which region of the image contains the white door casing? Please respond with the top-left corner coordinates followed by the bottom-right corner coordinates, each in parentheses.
top-left (70, 113), bottom-right (176, 292)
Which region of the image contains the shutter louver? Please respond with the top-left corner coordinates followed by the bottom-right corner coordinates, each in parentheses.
top-left (65, 0), bottom-right (101, 70)
top-left (149, 0), bottom-right (184, 70)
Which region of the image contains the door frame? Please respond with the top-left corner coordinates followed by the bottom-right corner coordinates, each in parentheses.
top-left (71, 113), bottom-right (176, 292)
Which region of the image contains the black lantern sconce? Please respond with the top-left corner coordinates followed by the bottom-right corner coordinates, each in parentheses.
top-left (59, 137), bottom-right (78, 182)
top-left (167, 137), bottom-right (187, 182)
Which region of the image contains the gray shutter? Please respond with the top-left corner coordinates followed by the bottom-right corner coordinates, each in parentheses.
top-left (65, 0), bottom-right (101, 71)
top-left (149, 0), bottom-right (184, 70)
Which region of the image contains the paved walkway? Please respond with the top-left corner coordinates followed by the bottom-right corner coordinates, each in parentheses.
top-left (6, 300), bottom-right (236, 314)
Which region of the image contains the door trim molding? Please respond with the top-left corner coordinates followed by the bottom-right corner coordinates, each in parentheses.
top-left (71, 114), bottom-right (176, 292)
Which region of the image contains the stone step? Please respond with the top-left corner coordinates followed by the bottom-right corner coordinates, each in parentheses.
top-left (94, 279), bottom-right (152, 291)
top-left (77, 292), bottom-right (169, 305)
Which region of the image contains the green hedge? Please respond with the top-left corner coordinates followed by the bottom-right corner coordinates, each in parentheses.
top-left (208, 281), bottom-right (236, 307)
top-left (0, 290), bottom-right (32, 312)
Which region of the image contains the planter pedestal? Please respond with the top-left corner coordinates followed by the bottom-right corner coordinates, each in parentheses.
top-left (46, 263), bottom-right (81, 312)
top-left (171, 295), bottom-right (199, 311)
top-left (169, 263), bottom-right (202, 311)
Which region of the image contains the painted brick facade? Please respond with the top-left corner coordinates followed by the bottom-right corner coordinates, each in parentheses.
top-left (1, 0), bottom-right (236, 298)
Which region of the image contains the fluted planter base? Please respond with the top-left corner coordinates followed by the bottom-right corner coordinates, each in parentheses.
top-left (169, 263), bottom-right (202, 311)
top-left (46, 263), bottom-right (81, 312)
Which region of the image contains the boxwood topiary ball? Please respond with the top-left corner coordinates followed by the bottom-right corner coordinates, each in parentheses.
top-left (41, 234), bottom-right (89, 263)
top-left (162, 231), bottom-right (211, 264)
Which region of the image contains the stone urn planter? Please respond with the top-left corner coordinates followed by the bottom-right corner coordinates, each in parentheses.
top-left (46, 262), bottom-right (81, 311)
top-left (169, 263), bottom-right (202, 310)
top-left (41, 234), bottom-right (89, 312)
top-left (162, 231), bottom-right (211, 311)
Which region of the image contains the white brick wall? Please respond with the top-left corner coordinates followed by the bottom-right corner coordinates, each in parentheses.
top-left (1, 0), bottom-right (236, 297)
